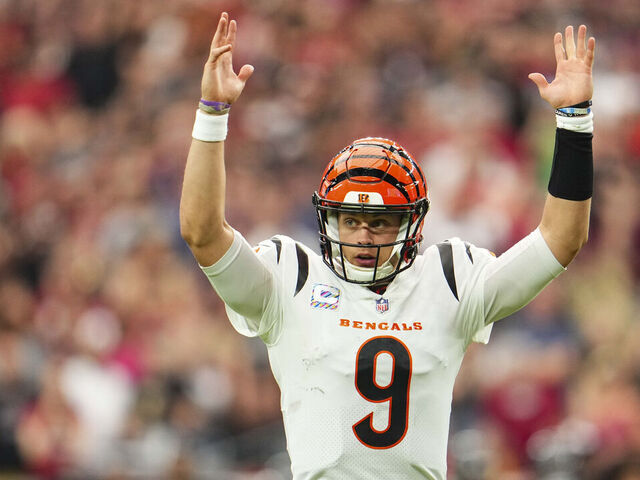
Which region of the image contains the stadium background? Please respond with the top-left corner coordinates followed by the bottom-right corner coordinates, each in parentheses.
top-left (1, 0), bottom-right (639, 478)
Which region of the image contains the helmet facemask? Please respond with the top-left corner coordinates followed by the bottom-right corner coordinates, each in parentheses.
top-left (313, 198), bottom-right (429, 285)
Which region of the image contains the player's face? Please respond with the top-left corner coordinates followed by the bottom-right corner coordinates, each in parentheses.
top-left (337, 212), bottom-right (402, 268)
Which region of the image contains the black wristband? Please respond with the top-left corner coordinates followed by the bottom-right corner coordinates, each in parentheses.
top-left (548, 128), bottom-right (593, 201)
top-left (567, 100), bottom-right (592, 109)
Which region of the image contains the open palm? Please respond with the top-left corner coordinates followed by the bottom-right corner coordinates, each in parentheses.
top-left (201, 12), bottom-right (254, 104)
top-left (529, 25), bottom-right (595, 109)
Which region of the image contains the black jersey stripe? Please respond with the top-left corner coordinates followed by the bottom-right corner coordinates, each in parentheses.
top-left (270, 237), bottom-right (282, 264)
top-left (436, 242), bottom-right (458, 301)
top-left (328, 168), bottom-right (411, 202)
top-left (294, 243), bottom-right (309, 296)
top-left (464, 242), bottom-right (474, 264)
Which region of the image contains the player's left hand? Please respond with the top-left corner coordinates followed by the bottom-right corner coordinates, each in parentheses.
top-left (528, 25), bottom-right (595, 109)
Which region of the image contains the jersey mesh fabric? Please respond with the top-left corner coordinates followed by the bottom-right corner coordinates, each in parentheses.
top-left (200, 229), bottom-right (564, 479)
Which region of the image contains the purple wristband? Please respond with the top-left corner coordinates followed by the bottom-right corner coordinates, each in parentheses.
top-left (199, 99), bottom-right (231, 112)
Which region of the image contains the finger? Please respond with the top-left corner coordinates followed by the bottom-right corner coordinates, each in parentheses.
top-left (237, 64), bottom-right (255, 83)
top-left (211, 12), bottom-right (228, 47)
top-left (585, 36), bottom-right (596, 69)
top-left (220, 19), bottom-right (237, 69)
top-left (208, 44), bottom-right (232, 64)
top-left (226, 19), bottom-right (237, 46)
top-left (553, 32), bottom-right (565, 64)
top-left (528, 73), bottom-right (549, 95)
top-left (222, 12), bottom-right (230, 40)
top-left (220, 20), bottom-right (237, 69)
top-left (565, 25), bottom-right (576, 59)
top-left (576, 25), bottom-right (587, 58)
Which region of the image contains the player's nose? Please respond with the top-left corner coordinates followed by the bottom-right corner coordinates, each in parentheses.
top-left (355, 225), bottom-right (374, 245)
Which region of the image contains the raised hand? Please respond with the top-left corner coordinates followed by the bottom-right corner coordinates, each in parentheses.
top-left (528, 25), bottom-right (595, 109)
top-left (201, 12), bottom-right (254, 104)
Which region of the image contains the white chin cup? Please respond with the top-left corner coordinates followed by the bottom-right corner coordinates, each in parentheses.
top-left (340, 256), bottom-right (397, 284)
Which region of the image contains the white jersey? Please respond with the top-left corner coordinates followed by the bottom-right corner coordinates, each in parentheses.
top-left (200, 228), bottom-right (564, 480)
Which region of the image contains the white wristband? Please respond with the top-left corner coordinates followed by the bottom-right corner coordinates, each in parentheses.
top-left (556, 110), bottom-right (593, 134)
top-left (192, 109), bottom-right (229, 142)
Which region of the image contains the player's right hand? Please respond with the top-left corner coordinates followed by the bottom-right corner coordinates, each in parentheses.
top-left (201, 12), bottom-right (254, 104)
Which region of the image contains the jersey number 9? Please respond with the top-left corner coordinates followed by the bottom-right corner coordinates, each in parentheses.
top-left (353, 336), bottom-right (412, 449)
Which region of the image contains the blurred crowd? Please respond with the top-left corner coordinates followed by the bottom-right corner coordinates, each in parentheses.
top-left (1, 0), bottom-right (639, 478)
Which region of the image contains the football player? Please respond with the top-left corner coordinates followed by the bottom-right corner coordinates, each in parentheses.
top-left (180, 12), bottom-right (595, 480)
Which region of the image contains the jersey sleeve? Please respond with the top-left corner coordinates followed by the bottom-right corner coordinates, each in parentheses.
top-left (451, 228), bottom-right (565, 347)
top-left (199, 229), bottom-right (284, 345)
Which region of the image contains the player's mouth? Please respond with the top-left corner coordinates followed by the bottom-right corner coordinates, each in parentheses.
top-left (353, 253), bottom-right (377, 268)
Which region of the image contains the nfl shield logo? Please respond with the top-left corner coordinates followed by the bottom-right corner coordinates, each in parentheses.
top-left (376, 297), bottom-right (389, 314)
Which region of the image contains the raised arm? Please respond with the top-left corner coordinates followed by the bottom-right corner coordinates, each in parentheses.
top-left (180, 12), bottom-right (254, 267)
top-left (529, 25), bottom-right (596, 267)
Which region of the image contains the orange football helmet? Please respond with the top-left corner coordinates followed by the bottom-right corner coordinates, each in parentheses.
top-left (312, 137), bottom-right (430, 285)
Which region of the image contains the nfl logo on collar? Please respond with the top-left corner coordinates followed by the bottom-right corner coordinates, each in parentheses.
top-left (376, 297), bottom-right (389, 314)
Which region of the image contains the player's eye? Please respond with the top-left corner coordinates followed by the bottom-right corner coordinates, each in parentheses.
top-left (369, 219), bottom-right (391, 231)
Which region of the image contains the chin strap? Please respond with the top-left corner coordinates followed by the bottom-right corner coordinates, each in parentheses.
top-left (370, 283), bottom-right (389, 295)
